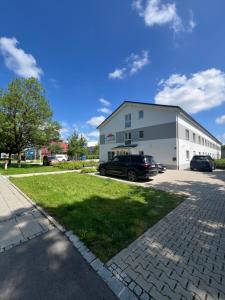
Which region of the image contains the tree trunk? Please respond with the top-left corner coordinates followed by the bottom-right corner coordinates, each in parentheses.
top-left (17, 152), bottom-right (22, 168)
top-left (8, 152), bottom-right (12, 166)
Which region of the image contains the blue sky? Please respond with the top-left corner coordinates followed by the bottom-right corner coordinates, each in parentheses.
top-left (0, 0), bottom-right (225, 145)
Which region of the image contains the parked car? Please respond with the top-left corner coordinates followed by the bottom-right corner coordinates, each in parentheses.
top-left (190, 155), bottom-right (215, 172)
top-left (98, 154), bottom-right (158, 181)
top-left (54, 154), bottom-right (68, 162)
top-left (156, 163), bottom-right (166, 173)
top-left (43, 154), bottom-right (68, 166)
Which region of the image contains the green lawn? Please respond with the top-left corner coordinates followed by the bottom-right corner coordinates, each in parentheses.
top-left (11, 173), bottom-right (184, 262)
top-left (0, 163), bottom-right (61, 175)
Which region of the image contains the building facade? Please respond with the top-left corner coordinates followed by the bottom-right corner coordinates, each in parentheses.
top-left (98, 101), bottom-right (221, 170)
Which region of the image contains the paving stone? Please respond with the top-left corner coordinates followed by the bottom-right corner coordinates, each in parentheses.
top-left (108, 170), bottom-right (225, 300)
top-left (140, 292), bottom-right (150, 300)
top-left (128, 281), bottom-right (136, 291)
top-left (118, 287), bottom-right (138, 300)
top-left (0, 219), bottom-right (24, 249)
top-left (134, 285), bottom-right (142, 296)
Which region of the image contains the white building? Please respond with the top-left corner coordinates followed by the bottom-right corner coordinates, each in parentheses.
top-left (97, 101), bottom-right (222, 169)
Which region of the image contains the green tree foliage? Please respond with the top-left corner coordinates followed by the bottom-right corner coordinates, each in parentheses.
top-left (92, 144), bottom-right (99, 156)
top-left (67, 131), bottom-right (88, 159)
top-left (0, 78), bottom-right (60, 165)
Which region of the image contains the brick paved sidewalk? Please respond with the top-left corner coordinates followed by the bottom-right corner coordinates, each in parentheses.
top-left (0, 176), bottom-right (54, 251)
top-left (107, 170), bottom-right (225, 300)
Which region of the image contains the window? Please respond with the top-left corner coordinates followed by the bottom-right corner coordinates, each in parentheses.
top-left (139, 130), bottom-right (144, 139)
top-left (139, 151), bottom-right (144, 155)
top-left (131, 155), bottom-right (143, 163)
top-left (193, 133), bottom-right (196, 143)
top-left (185, 129), bottom-right (189, 140)
top-left (198, 136), bottom-right (201, 144)
top-left (186, 150), bottom-right (190, 161)
top-left (139, 110), bottom-right (144, 119)
top-left (125, 113), bottom-right (131, 128)
top-left (108, 152), bottom-right (115, 161)
top-left (125, 132), bottom-right (132, 145)
top-left (202, 138), bottom-right (204, 146)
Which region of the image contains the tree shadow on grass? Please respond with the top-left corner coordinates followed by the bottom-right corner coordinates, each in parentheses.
top-left (40, 188), bottom-right (184, 262)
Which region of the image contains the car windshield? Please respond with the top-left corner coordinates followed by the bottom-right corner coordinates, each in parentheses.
top-left (144, 156), bottom-right (155, 164)
top-left (194, 156), bottom-right (208, 160)
top-left (49, 156), bottom-right (57, 160)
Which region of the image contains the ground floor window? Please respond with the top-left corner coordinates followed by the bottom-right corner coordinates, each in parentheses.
top-left (186, 150), bottom-right (190, 161)
top-left (108, 151), bottom-right (115, 161)
top-left (139, 151), bottom-right (144, 155)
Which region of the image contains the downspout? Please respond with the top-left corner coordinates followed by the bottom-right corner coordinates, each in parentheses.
top-left (176, 110), bottom-right (179, 170)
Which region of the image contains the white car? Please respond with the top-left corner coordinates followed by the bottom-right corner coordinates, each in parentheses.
top-left (55, 154), bottom-right (68, 162)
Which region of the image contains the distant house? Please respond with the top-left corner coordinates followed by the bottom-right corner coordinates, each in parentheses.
top-left (41, 140), bottom-right (68, 156)
top-left (24, 141), bottom-right (68, 160)
top-left (98, 101), bottom-right (222, 169)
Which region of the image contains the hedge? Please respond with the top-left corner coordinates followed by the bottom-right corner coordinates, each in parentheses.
top-left (53, 160), bottom-right (99, 170)
top-left (80, 167), bottom-right (97, 173)
top-left (215, 159), bottom-right (225, 169)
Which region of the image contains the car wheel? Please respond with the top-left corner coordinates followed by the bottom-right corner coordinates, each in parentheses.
top-left (190, 167), bottom-right (194, 171)
top-left (127, 170), bottom-right (137, 182)
top-left (99, 167), bottom-right (106, 176)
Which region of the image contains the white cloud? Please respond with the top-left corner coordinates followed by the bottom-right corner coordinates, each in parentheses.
top-left (99, 98), bottom-right (111, 107)
top-left (216, 115), bottom-right (225, 125)
top-left (133, 0), bottom-right (196, 33)
top-left (87, 141), bottom-right (98, 147)
top-left (60, 121), bottom-right (76, 140)
top-left (0, 37), bottom-right (43, 79)
top-left (155, 69), bottom-right (225, 114)
top-left (98, 107), bottom-right (112, 114)
top-left (188, 10), bottom-right (196, 32)
top-left (86, 130), bottom-right (99, 138)
top-left (109, 50), bottom-right (150, 80)
top-left (86, 115), bottom-right (105, 127)
top-left (127, 50), bottom-right (150, 75)
top-left (133, 0), bottom-right (183, 32)
top-left (109, 68), bottom-right (126, 79)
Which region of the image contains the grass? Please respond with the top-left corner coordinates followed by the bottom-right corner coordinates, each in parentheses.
top-left (11, 173), bottom-right (184, 262)
top-left (0, 163), bottom-right (61, 175)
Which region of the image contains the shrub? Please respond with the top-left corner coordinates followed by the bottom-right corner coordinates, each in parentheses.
top-left (53, 160), bottom-right (99, 170)
top-left (87, 155), bottom-right (99, 160)
top-left (215, 159), bottom-right (225, 169)
top-left (80, 167), bottom-right (97, 173)
top-left (82, 160), bottom-right (99, 167)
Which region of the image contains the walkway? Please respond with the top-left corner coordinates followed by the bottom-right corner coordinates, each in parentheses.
top-left (107, 170), bottom-right (225, 300)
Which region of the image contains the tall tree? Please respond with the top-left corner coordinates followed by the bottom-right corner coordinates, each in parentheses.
top-left (67, 132), bottom-right (88, 159)
top-left (78, 135), bottom-right (88, 156)
top-left (67, 131), bottom-right (80, 159)
top-left (48, 143), bottom-right (64, 154)
top-left (0, 78), bottom-right (60, 166)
